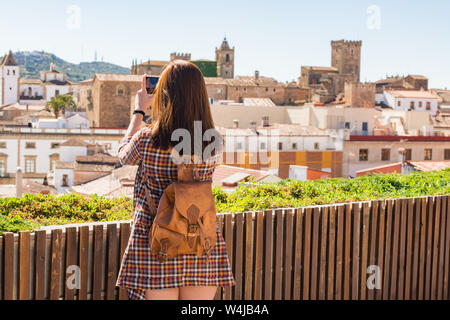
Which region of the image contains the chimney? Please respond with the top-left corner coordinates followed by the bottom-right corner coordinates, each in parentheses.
top-left (16, 167), bottom-right (23, 197)
top-left (249, 120), bottom-right (257, 130)
top-left (255, 70), bottom-right (260, 81)
top-left (233, 119), bottom-right (239, 128)
top-left (261, 116), bottom-right (270, 127)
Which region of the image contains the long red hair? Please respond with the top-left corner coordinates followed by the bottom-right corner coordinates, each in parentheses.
top-left (146, 60), bottom-right (219, 157)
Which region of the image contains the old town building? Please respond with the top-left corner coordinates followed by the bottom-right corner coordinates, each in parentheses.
top-left (82, 74), bottom-right (142, 128)
top-left (344, 82), bottom-right (376, 108)
top-left (298, 40), bottom-right (362, 101)
top-left (205, 72), bottom-right (309, 105)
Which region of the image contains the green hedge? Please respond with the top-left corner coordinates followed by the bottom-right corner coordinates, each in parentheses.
top-left (0, 169), bottom-right (449, 234)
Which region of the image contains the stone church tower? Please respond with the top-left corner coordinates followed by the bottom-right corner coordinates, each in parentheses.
top-left (331, 40), bottom-right (362, 82)
top-left (215, 37), bottom-right (234, 79)
top-left (0, 51), bottom-right (20, 106)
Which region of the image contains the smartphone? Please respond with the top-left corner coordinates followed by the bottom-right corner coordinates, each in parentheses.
top-left (146, 76), bottom-right (159, 94)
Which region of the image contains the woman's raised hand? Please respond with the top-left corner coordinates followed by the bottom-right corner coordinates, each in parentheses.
top-left (135, 74), bottom-right (155, 113)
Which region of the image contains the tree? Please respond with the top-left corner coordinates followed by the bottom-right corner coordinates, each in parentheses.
top-left (46, 94), bottom-right (76, 118)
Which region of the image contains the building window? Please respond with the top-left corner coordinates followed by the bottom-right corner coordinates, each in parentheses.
top-left (426, 102), bottom-right (431, 110)
top-left (273, 89), bottom-right (276, 92)
top-left (7, 70), bottom-right (9, 75)
top-left (13, 70), bottom-right (15, 76)
top-left (25, 142), bottom-right (36, 149)
top-left (49, 154), bottom-right (59, 172)
top-left (260, 142), bottom-right (266, 150)
top-left (117, 87), bottom-right (124, 96)
top-left (397, 101), bottom-right (401, 107)
top-left (444, 149), bottom-right (450, 160)
top-left (278, 142), bottom-right (283, 151)
top-left (0, 142), bottom-right (6, 148)
top-left (237, 142), bottom-right (243, 150)
top-left (344, 122), bottom-right (350, 129)
top-left (359, 149), bottom-right (369, 161)
top-left (405, 148), bottom-right (412, 161)
top-left (55, 90), bottom-right (60, 96)
top-left (25, 157), bottom-right (36, 173)
top-left (424, 149), bottom-right (432, 160)
top-left (381, 148), bottom-right (390, 161)
top-left (51, 142), bottom-right (60, 149)
top-left (235, 87), bottom-right (238, 91)
top-left (362, 122), bottom-right (368, 133)
top-left (62, 174), bottom-right (69, 187)
top-left (410, 101), bottom-right (415, 109)
top-left (265, 88), bottom-right (268, 92)
top-left (419, 101), bottom-right (423, 108)
top-left (292, 143), bottom-right (297, 150)
top-left (314, 142), bottom-right (320, 150)
top-left (104, 143), bottom-right (112, 150)
top-left (243, 88), bottom-right (247, 92)
top-left (226, 54), bottom-right (230, 62)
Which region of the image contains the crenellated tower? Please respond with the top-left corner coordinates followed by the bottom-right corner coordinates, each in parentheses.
top-left (331, 40), bottom-right (362, 82)
top-left (170, 52), bottom-right (191, 62)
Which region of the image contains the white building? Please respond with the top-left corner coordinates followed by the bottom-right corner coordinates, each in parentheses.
top-left (0, 127), bottom-right (125, 184)
top-left (217, 123), bottom-right (342, 153)
top-left (20, 63), bottom-right (72, 104)
top-left (35, 113), bottom-right (90, 129)
top-left (1, 51), bottom-right (74, 107)
top-left (383, 90), bottom-right (439, 116)
top-left (0, 51), bottom-right (20, 106)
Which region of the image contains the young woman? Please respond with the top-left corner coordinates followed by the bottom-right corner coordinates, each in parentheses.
top-left (116, 60), bottom-right (235, 300)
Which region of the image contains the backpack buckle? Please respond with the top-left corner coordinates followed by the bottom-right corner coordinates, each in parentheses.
top-left (188, 224), bottom-right (200, 235)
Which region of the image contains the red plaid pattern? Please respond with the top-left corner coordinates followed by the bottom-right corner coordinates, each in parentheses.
top-left (115, 127), bottom-right (235, 299)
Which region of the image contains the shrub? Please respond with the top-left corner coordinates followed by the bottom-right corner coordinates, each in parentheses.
top-left (0, 169), bottom-right (448, 234)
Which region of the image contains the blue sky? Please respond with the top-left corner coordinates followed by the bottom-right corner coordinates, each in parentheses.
top-left (1, 0), bottom-right (449, 88)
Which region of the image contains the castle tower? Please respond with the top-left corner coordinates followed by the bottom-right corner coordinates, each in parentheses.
top-left (0, 50), bottom-right (20, 106)
top-left (170, 52), bottom-right (191, 61)
top-left (215, 37), bottom-right (234, 79)
top-left (331, 40), bottom-right (362, 82)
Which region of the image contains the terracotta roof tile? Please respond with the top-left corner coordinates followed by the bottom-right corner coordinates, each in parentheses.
top-left (60, 138), bottom-right (94, 147)
top-left (94, 74), bottom-right (141, 82)
top-left (407, 160), bottom-right (450, 172)
top-left (386, 90), bottom-right (438, 99)
top-left (1, 51), bottom-right (18, 66)
top-left (212, 165), bottom-right (271, 188)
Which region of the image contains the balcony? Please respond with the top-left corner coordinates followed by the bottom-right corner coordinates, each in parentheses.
top-left (20, 95), bottom-right (44, 101)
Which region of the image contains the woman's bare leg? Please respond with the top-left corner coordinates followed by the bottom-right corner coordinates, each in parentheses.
top-left (145, 287), bottom-right (179, 300)
top-left (179, 286), bottom-right (218, 300)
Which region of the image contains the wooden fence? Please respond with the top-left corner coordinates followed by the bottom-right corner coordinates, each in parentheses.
top-left (0, 195), bottom-right (449, 300)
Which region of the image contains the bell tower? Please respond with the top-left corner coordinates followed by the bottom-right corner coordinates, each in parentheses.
top-left (215, 37), bottom-right (234, 79)
top-left (0, 50), bottom-right (20, 105)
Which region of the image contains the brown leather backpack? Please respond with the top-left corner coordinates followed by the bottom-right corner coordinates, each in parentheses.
top-left (143, 159), bottom-right (217, 263)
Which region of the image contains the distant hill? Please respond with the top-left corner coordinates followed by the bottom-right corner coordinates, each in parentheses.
top-left (14, 51), bottom-right (130, 83)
